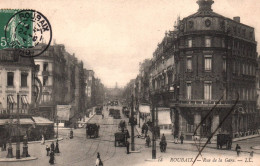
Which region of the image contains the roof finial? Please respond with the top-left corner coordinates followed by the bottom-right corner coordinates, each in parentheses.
top-left (197, 0), bottom-right (214, 11)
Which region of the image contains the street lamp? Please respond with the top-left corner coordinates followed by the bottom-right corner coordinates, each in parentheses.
top-left (16, 94), bottom-right (21, 159)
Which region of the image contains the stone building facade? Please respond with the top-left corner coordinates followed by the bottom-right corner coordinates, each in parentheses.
top-left (0, 49), bottom-right (36, 116)
top-left (126, 0), bottom-right (259, 140)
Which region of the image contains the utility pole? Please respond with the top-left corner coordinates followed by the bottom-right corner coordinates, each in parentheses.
top-left (131, 94), bottom-right (135, 151)
top-left (7, 99), bottom-right (13, 158)
top-left (16, 94), bottom-right (20, 159)
top-left (151, 94), bottom-right (156, 159)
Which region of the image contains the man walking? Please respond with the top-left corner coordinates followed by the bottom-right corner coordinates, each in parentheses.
top-left (235, 144), bottom-right (241, 156)
top-left (146, 135), bottom-right (151, 147)
top-left (180, 134), bottom-right (184, 144)
top-left (49, 150), bottom-right (55, 165)
top-left (51, 142), bottom-right (55, 152)
top-left (126, 140), bottom-right (130, 154)
top-left (46, 145), bottom-right (50, 156)
top-left (55, 140), bottom-right (60, 153)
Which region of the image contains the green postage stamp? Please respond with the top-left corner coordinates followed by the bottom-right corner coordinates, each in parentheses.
top-left (0, 9), bottom-right (52, 57)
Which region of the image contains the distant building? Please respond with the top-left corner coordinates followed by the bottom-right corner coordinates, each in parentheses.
top-left (34, 44), bottom-right (67, 120)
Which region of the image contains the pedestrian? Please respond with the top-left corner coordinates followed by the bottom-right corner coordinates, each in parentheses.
top-left (51, 142), bottom-right (55, 152)
top-left (174, 134), bottom-right (179, 144)
top-left (146, 135), bottom-right (151, 147)
top-left (96, 152), bottom-right (103, 166)
top-left (41, 134), bottom-right (45, 145)
top-left (235, 144), bottom-right (241, 157)
top-left (55, 140), bottom-right (60, 153)
top-left (46, 145), bottom-right (50, 156)
top-left (102, 113), bottom-right (104, 119)
top-left (161, 133), bottom-right (166, 142)
top-left (70, 129), bottom-right (73, 139)
top-left (180, 134), bottom-right (184, 144)
top-left (250, 151), bottom-right (254, 157)
top-left (49, 150), bottom-right (55, 165)
top-left (126, 140), bottom-right (130, 154)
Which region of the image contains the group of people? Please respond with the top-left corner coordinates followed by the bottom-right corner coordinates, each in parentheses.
top-left (45, 140), bottom-right (60, 165)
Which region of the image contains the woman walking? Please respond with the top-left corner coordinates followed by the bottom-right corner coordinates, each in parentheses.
top-left (96, 152), bottom-right (103, 166)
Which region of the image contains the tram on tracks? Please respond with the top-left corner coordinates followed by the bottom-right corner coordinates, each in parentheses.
top-left (86, 123), bottom-right (100, 138)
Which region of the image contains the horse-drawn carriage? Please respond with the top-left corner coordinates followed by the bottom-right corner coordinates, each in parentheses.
top-left (86, 123), bottom-right (100, 138)
top-left (114, 130), bottom-right (130, 147)
top-left (217, 134), bottom-right (232, 150)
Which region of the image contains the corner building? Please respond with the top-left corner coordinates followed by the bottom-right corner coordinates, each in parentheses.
top-left (171, 0), bottom-right (258, 139)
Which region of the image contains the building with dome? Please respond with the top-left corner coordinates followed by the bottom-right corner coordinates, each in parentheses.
top-left (147, 0), bottom-right (258, 140)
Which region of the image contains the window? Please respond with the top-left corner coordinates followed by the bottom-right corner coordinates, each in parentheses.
top-left (204, 82), bottom-right (212, 100)
top-left (233, 61), bottom-right (236, 73)
top-left (188, 39), bottom-right (192, 48)
top-left (186, 82), bottom-right (192, 100)
top-left (43, 76), bottom-right (48, 86)
top-left (205, 37), bottom-right (211, 47)
top-left (7, 72), bottom-right (14, 86)
top-left (223, 58), bottom-right (226, 72)
top-left (186, 56), bottom-right (192, 71)
top-left (204, 55), bottom-right (212, 71)
top-left (21, 72), bottom-right (28, 87)
top-left (43, 62), bottom-right (48, 71)
top-left (222, 38), bottom-right (225, 48)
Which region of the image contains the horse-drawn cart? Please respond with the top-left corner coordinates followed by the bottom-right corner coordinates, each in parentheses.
top-left (114, 131), bottom-right (129, 147)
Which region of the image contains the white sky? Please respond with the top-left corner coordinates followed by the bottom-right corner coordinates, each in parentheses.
top-left (1, 0), bottom-right (260, 88)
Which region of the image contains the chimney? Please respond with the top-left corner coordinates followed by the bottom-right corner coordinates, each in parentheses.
top-left (233, 17), bottom-right (240, 23)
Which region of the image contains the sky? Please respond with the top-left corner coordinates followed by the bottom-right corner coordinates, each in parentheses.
top-left (1, 0), bottom-right (260, 88)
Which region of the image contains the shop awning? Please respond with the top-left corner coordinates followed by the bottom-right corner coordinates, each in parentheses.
top-left (139, 105), bottom-right (151, 114)
top-left (21, 96), bottom-right (29, 105)
top-left (32, 117), bottom-right (54, 126)
top-left (7, 96), bottom-right (15, 104)
top-left (158, 108), bottom-right (171, 125)
top-left (12, 118), bottom-right (34, 125)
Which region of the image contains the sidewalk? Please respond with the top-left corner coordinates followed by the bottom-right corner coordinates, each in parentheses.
top-left (135, 126), bottom-right (260, 144)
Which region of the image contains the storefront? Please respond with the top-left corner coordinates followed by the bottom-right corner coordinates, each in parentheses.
top-left (157, 107), bottom-right (172, 134)
top-left (32, 116), bottom-right (54, 140)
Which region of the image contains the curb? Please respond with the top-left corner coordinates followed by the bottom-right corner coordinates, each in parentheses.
top-left (28, 137), bottom-right (64, 144)
top-left (129, 150), bottom-right (141, 153)
top-left (135, 127), bottom-right (260, 144)
top-left (7, 137), bottom-right (64, 145)
top-left (0, 156), bottom-right (37, 162)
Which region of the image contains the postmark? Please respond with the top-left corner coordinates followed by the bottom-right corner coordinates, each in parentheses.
top-left (3, 9), bottom-right (52, 57)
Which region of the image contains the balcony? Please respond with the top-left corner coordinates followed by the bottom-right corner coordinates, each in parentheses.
top-left (169, 99), bottom-right (235, 108)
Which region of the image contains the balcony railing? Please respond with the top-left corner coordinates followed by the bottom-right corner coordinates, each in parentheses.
top-left (170, 99), bottom-right (236, 107)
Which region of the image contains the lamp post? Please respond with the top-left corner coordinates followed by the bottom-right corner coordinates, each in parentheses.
top-left (130, 94), bottom-right (135, 151)
top-left (149, 90), bottom-right (156, 159)
top-left (16, 94), bottom-right (20, 159)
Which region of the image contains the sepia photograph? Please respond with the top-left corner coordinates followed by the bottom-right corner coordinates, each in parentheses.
top-left (0, 0), bottom-right (260, 165)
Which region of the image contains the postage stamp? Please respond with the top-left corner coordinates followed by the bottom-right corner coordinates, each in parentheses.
top-left (0, 9), bottom-right (52, 57)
